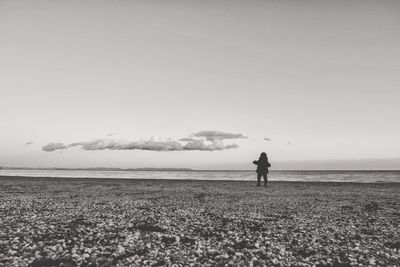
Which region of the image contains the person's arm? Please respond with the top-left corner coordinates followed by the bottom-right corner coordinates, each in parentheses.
top-left (267, 162), bottom-right (271, 167)
top-left (253, 160), bottom-right (258, 165)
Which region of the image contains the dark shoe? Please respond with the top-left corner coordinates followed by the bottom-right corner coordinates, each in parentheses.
top-left (257, 183), bottom-right (261, 186)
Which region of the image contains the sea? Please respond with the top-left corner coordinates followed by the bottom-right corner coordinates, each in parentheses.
top-left (0, 169), bottom-right (399, 183)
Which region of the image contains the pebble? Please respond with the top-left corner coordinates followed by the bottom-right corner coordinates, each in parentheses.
top-left (1, 179), bottom-right (399, 266)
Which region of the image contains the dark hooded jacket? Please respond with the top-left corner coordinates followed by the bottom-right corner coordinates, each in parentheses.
top-left (253, 154), bottom-right (271, 174)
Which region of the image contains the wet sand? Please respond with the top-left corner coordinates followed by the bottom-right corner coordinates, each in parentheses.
top-left (0, 176), bottom-right (399, 266)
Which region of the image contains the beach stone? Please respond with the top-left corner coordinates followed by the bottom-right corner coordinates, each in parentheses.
top-left (1, 178), bottom-right (399, 267)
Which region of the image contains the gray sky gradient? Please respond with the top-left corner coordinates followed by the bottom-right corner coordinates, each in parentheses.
top-left (1, 0), bottom-right (399, 169)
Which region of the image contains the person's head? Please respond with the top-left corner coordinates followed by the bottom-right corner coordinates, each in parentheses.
top-left (259, 152), bottom-right (268, 160)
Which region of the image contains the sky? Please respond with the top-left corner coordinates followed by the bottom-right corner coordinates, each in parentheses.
top-left (1, 0), bottom-right (399, 170)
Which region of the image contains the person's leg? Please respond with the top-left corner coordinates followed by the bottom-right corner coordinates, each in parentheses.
top-left (263, 173), bottom-right (268, 187)
top-left (257, 173), bottom-right (261, 186)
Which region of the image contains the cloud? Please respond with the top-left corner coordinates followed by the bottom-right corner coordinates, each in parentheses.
top-left (193, 130), bottom-right (247, 141)
top-left (25, 141), bottom-right (34, 146)
top-left (184, 130), bottom-right (246, 151)
top-left (67, 138), bottom-right (235, 152)
top-left (264, 137), bottom-right (272, 141)
top-left (70, 139), bottom-right (183, 151)
top-left (178, 137), bottom-right (196, 142)
top-left (182, 139), bottom-right (236, 151)
top-left (107, 132), bottom-right (118, 137)
top-left (42, 142), bottom-right (68, 152)
top-left (224, 143), bottom-right (239, 149)
top-left (42, 130), bottom-right (246, 152)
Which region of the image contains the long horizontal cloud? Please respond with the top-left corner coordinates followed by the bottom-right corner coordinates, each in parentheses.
top-left (42, 130), bottom-right (246, 152)
top-left (69, 139), bottom-right (183, 151)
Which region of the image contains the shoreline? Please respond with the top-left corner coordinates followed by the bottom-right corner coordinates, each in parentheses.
top-left (1, 175), bottom-right (399, 185)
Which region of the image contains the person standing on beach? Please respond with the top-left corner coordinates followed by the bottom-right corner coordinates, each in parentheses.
top-left (253, 152), bottom-right (271, 187)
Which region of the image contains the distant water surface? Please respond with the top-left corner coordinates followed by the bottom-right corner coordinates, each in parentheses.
top-left (1, 169), bottom-right (399, 183)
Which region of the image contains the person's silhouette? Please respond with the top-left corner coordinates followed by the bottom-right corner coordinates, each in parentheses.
top-left (253, 152), bottom-right (271, 186)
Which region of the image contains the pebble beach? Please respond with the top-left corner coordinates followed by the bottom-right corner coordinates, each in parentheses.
top-left (0, 176), bottom-right (399, 267)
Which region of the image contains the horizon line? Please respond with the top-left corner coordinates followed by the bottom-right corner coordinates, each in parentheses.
top-left (1, 166), bottom-right (399, 172)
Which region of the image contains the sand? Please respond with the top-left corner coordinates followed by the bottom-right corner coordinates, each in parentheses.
top-left (0, 176), bottom-right (399, 266)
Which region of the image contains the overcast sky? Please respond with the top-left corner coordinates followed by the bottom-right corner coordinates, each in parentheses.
top-left (1, 0), bottom-right (399, 169)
